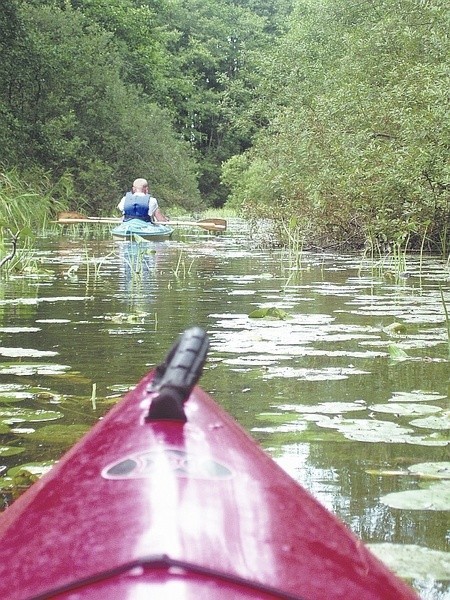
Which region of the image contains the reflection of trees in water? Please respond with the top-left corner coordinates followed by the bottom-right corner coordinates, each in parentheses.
top-left (121, 242), bottom-right (157, 279)
top-left (305, 442), bottom-right (448, 552)
top-left (118, 242), bottom-right (161, 306)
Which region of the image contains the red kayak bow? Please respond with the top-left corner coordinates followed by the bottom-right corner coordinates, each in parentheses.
top-left (0, 328), bottom-right (418, 599)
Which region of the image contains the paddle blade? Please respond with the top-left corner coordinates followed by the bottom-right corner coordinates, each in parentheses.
top-left (57, 211), bottom-right (87, 221)
top-left (165, 219), bottom-right (227, 232)
top-left (197, 218), bottom-right (227, 231)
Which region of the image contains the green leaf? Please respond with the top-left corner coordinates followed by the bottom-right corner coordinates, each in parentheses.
top-left (0, 408), bottom-right (63, 424)
top-left (388, 345), bottom-right (410, 361)
top-left (0, 446), bottom-right (25, 457)
top-left (248, 307), bottom-right (291, 320)
top-left (380, 481), bottom-right (450, 510)
top-left (408, 462), bottom-right (450, 480)
top-left (368, 543), bottom-right (450, 581)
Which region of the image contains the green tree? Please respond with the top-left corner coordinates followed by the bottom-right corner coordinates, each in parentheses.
top-left (224, 0), bottom-right (450, 251)
top-left (0, 1), bottom-right (201, 213)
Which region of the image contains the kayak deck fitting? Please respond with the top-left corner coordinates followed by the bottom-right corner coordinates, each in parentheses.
top-left (0, 328), bottom-right (418, 599)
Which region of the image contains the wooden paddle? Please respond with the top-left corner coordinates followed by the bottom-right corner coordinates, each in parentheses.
top-left (56, 212), bottom-right (227, 232)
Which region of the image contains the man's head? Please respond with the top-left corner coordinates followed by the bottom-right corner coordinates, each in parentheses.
top-left (132, 178), bottom-right (148, 193)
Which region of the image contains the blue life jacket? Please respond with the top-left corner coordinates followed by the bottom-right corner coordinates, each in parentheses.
top-left (123, 192), bottom-right (151, 222)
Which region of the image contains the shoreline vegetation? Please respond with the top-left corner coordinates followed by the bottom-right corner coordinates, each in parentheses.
top-left (1, 0), bottom-right (448, 257)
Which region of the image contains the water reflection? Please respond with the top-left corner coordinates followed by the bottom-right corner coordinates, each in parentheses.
top-left (116, 241), bottom-right (160, 304)
top-left (0, 235), bottom-right (448, 598)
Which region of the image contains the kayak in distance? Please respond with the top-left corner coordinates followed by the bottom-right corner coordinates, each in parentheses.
top-left (111, 218), bottom-right (174, 241)
top-left (0, 328), bottom-right (419, 600)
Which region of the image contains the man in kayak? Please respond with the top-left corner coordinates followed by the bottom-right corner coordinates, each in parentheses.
top-left (117, 178), bottom-right (168, 222)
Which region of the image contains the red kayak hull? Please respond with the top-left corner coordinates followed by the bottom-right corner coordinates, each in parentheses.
top-left (0, 370), bottom-right (417, 599)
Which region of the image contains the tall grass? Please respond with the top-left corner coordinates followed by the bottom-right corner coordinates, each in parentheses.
top-left (0, 169), bottom-right (67, 272)
top-left (439, 286), bottom-right (450, 360)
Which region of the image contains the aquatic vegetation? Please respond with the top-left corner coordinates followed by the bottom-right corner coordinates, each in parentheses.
top-left (0, 446), bottom-right (25, 457)
top-left (407, 462), bottom-right (450, 480)
top-left (368, 544), bottom-right (450, 581)
top-left (388, 344), bottom-right (410, 362)
top-left (368, 403), bottom-right (442, 416)
top-left (0, 461), bottom-right (56, 506)
top-left (410, 414), bottom-right (450, 430)
top-left (274, 402), bottom-right (367, 415)
top-left (0, 347), bottom-right (58, 358)
top-left (383, 322), bottom-right (408, 335)
top-left (172, 250), bottom-right (195, 279)
top-left (439, 285), bottom-right (450, 359)
top-left (256, 394), bottom-right (449, 447)
top-left (0, 407), bottom-right (63, 424)
top-left (106, 311), bottom-right (151, 324)
top-left (389, 391), bottom-right (447, 403)
top-left (0, 363), bottom-right (70, 376)
top-left (380, 480), bottom-right (450, 511)
top-left (0, 391), bottom-right (35, 403)
top-left (27, 424), bottom-right (89, 446)
top-left (248, 307), bottom-right (292, 320)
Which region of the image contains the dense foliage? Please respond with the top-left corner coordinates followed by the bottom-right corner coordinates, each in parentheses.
top-left (0, 1), bottom-right (206, 214)
top-left (0, 0), bottom-right (448, 251)
top-left (223, 0), bottom-right (450, 251)
top-left (0, 0), bottom-right (289, 216)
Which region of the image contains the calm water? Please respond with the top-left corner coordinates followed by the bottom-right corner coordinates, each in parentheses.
top-left (0, 223), bottom-right (449, 598)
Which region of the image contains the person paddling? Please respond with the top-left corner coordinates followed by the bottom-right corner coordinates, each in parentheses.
top-left (117, 178), bottom-right (168, 222)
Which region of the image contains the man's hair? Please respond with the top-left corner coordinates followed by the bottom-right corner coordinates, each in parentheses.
top-left (132, 178), bottom-right (148, 191)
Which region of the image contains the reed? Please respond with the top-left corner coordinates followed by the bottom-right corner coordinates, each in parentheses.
top-left (172, 250), bottom-right (194, 279)
top-left (91, 383), bottom-right (97, 411)
top-left (0, 169), bottom-right (64, 236)
top-left (439, 286), bottom-right (450, 360)
top-left (0, 169), bottom-right (66, 272)
top-left (418, 223), bottom-right (429, 279)
top-left (282, 217), bottom-right (305, 271)
top-left (360, 233), bottom-right (411, 283)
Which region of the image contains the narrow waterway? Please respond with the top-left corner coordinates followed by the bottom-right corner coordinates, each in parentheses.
top-left (0, 223), bottom-right (449, 598)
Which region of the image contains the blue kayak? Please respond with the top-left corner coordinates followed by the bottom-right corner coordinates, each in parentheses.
top-left (112, 219), bottom-right (174, 241)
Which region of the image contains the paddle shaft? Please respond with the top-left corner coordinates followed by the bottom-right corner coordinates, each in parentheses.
top-left (56, 213), bottom-right (226, 232)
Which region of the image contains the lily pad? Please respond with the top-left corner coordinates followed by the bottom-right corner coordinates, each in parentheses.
top-left (0, 363), bottom-right (70, 376)
top-left (383, 322), bottom-right (408, 335)
top-left (0, 327), bottom-right (41, 333)
top-left (10, 427), bottom-right (35, 435)
top-left (29, 424), bottom-right (90, 445)
top-left (7, 461), bottom-right (55, 479)
top-left (35, 319), bottom-right (71, 324)
top-left (0, 446), bottom-right (25, 457)
top-left (1, 463), bottom-right (54, 498)
top-left (369, 403), bottom-right (442, 416)
top-left (0, 391), bottom-right (35, 403)
top-left (263, 366), bottom-right (370, 381)
top-left (0, 407), bottom-right (63, 424)
top-left (0, 348), bottom-right (58, 358)
top-left (248, 307), bottom-right (291, 320)
top-left (408, 462), bottom-right (450, 480)
top-left (256, 412), bottom-right (302, 424)
top-left (390, 391), bottom-right (447, 403)
top-left (367, 543), bottom-right (450, 581)
top-left (255, 427), bottom-right (344, 444)
top-left (380, 480), bottom-right (450, 510)
top-left (316, 418), bottom-right (415, 443)
top-left (277, 402), bottom-right (367, 415)
top-left (108, 311), bottom-right (150, 324)
top-left (410, 414), bottom-right (450, 430)
top-left (388, 345), bottom-right (410, 362)
top-left (0, 384), bottom-right (24, 392)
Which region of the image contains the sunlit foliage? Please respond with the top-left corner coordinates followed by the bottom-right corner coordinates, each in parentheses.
top-left (223, 0), bottom-right (450, 251)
